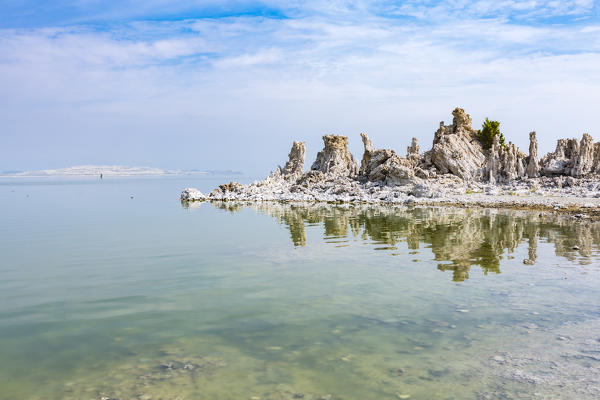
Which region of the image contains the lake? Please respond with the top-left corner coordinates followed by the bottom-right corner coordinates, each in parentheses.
top-left (1, 177), bottom-right (600, 400)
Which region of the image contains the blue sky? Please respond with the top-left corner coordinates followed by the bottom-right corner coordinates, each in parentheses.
top-left (1, 1), bottom-right (599, 174)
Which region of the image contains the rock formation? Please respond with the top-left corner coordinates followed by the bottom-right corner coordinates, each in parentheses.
top-left (219, 181), bottom-right (243, 192)
top-left (486, 137), bottom-right (499, 184)
top-left (431, 108), bottom-right (486, 181)
top-left (486, 138), bottom-right (527, 183)
top-left (429, 108), bottom-right (531, 184)
top-left (538, 135), bottom-right (600, 177)
top-left (540, 138), bottom-right (579, 176)
top-left (311, 135), bottom-right (359, 177)
top-left (181, 188), bottom-right (205, 201)
top-left (182, 106), bottom-right (600, 206)
top-left (594, 143), bottom-right (600, 174)
top-left (359, 133), bottom-right (416, 186)
top-left (280, 141), bottom-right (306, 179)
top-left (526, 132), bottom-right (540, 178)
top-left (407, 138), bottom-right (419, 157)
top-left (359, 133), bottom-right (374, 176)
top-left (406, 138), bottom-right (420, 167)
top-left (572, 134), bottom-right (594, 177)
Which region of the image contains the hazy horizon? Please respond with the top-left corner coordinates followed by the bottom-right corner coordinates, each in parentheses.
top-left (1, 1), bottom-right (599, 175)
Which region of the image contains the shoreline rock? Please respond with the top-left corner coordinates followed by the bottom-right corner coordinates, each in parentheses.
top-left (181, 107), bottom-right (600, 215)
top-left (311, 135), bottom-right (358, 177)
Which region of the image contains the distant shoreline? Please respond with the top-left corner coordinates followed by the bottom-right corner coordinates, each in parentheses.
top-left (1, 165), bottom-right (242, 178)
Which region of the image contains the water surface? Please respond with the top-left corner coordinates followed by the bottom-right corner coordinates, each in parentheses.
top-left (1, 177), bottom-right (600, 400)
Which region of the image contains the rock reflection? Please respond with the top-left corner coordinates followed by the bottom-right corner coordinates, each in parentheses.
top-left (206, 202), bottom-right (600, 281)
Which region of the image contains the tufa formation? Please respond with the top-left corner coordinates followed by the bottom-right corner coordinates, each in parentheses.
top-left (183, 107), bottom-right (600, 203)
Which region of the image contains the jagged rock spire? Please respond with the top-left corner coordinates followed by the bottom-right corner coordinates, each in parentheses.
top-left (452, 107), bottom-right (473, 132)
top-left (281, 141), bottom-right (306, 177)
top-left (432, 108), bottom-right (485, 180)
top-left (594, 143), bottom-right (600, 174)
top-left (572, 133), bottom-right (594, 177)
top-left (487, 135), bottom-right (499, 184)
top-left (357, 133), bottom-right (415, 185)
top-left (360, 133), bottom-right (374, 176)
top-left (407, 138), bottom-right (419, 157)
top-left (311, 135), bottom-right (359, 177)
top-left (541, 137), bottom-right (582, 176)
top-left (526, 132), bottom-right (539, 178)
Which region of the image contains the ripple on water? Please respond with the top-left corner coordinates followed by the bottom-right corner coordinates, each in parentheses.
top-left (2, 198), bottom-right (600, 399)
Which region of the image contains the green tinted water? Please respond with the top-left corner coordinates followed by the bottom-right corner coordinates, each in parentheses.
top-left (1, 178), bottom-right (600, 399)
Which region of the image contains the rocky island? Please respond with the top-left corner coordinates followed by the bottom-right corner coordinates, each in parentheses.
top-left (182, 108), bottom-right (600, 217)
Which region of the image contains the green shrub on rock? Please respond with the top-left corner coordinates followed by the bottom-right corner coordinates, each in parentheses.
top-left (478, 118), bottom-right (506, 150)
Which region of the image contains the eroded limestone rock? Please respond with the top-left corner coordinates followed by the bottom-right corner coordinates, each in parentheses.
top-left (526, 132), bottom-right (540, 178)
top-left (219, 181), bottom-right (243, 192)
top-left (486, 137), bottom-right (499, 184)
top-left (370, 159), bottom-right (415, 186)
top-left (541, 138), bottom-right (580, 176)
top-left (359, 133), bottom-right (416, 186)
top-left (572, 134), bottom-right (594, 177)
top-left (452, 107), bottom-right (472, 130)
top-left (360, 133), bottom-right (374, 176)
top-left (539, 134), bottom-right (600, 177)
top-left (281, 141), bottom-right (306, 178)
top-left (180, 188), bottom-right (205, 201)
top-left (311, 135), bottom-right (359, 177)
top-left (486, 137), bottom-right (528, 183)
top-left (431, 108), bottom-right (486, 181)
top-left (406, 137), bottom-right (420, 167)
top-left (297, 170), bottom-right (325, 186)
top-left (593, 143), bottom-right (600, 174)
top-left (407, 137), bottom-right (419, 155)
top-left (183, 106), bottom-right (600, 205)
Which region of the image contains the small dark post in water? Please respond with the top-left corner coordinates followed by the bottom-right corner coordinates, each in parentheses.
top-left (100, 173), bottom-right (103, 179)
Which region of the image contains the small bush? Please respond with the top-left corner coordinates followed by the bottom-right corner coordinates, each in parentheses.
top-left (478, 118), bottom-right (506, 150)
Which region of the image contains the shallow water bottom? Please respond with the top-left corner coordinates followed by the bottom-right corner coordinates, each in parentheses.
top-left (8, 309), bottom-right (599, 400)
top-left (1, 179), bottom-right (600, 399)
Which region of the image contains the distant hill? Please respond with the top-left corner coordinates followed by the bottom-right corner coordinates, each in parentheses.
top-left (0, 165), bottom-right (242, 177)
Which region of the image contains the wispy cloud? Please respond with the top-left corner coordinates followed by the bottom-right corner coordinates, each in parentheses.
top-left (0, 1), bottom-right (599, 172)
top-left (381, 0), bottom-right (596, 20)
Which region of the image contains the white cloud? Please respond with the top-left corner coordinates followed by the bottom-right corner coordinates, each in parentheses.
top-left (385, 0), bottom-right (595, 20)
top-left (0, 6), bottom-right (599, 172)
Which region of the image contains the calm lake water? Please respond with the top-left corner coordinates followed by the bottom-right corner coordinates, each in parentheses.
top-left (1, 177), bottom-right (600, 400)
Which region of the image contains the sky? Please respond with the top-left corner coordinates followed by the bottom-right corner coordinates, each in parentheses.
top-left (1, 1), bottom-right (599, 175)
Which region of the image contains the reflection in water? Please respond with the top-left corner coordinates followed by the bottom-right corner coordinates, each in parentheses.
top-left (202, 201), bottom-right (600, 281)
